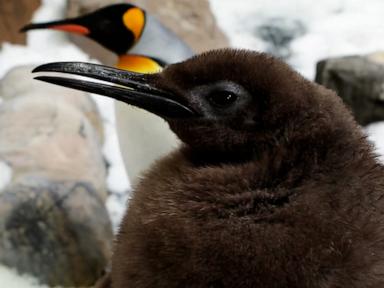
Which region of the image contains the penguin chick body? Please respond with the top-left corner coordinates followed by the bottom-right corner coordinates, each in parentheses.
top-left (34, 49), bottom-right (384, 288)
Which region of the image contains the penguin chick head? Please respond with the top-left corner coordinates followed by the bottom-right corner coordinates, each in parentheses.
top-left (32, 49), bottom-right (349, 154)
top-left (156, 49), bottom-right (317, 153)
top-left (21, 4), bottom-right (146, 55)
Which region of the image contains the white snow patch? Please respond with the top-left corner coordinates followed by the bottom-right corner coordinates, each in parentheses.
top-left (0, 161), bottom-right (12, 192)
top-left (92, 95), bottom-right (130, 230)
top-left (0, 265), bottom-right (47, 288)
top-left (210, 0), bottom-right (384, 79)
top-left (365, 122), bottom-right (384, 162)
top-left (106, 192), bottom-right (129, 233)
top-left (91, 95), bottom-right (131, 194)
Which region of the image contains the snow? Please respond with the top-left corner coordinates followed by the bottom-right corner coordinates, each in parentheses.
top-left (210, 0), bottom-right (384, 79)
top-left (0, 161), bottom-right (12, 192)
top-left (92, 95), bottom-right (131, 194)
top-left (106, 192), bottom-right (129, 233)
top-left (0, 265), bottom-right (47, 288)
top-left (93, 95), bottom-right (130, 231)
top-left (365, 122), bottom-right (384, 162)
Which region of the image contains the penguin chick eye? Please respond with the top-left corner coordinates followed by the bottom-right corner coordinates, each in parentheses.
top-left (207, 90), bottom-right (238, 108)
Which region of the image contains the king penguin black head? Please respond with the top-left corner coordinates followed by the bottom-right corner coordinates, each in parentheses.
top-left (21, 4), bottom-right (146, 55)
top-left (33, 49), bottom-right (326, 153)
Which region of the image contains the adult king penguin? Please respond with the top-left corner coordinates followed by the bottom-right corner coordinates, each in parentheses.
top-left (33, 49), bottom-right (384, 287)
top-left (22, 3), bottom-right (194, 185)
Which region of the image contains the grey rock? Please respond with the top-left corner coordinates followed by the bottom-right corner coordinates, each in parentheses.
top-left (316, 53), bottom-right (384, 125)
top-left (0, 65), bottom-right (104, 141)
top-left (0, 181), bottom-right (113, 287)
top-left (0, 65), bottom-right (113, 286)
top-left (0, 93), bottom-right (107, 200)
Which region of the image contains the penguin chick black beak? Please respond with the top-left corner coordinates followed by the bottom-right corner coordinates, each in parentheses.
top-left (21, 4), bottom-right (146, 55)
top-left (32, 62), bottom-right (196, 119)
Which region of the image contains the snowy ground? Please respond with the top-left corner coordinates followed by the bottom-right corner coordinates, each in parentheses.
top-left (1, 0), bottom-right (384, 286)
top-left (210, 0), bottom-right (384, 80)
top-left (0, 266), bottom-right (47, 288)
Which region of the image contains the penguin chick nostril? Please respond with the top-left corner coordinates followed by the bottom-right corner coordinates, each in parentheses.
top-left (207, 90), bottom-right (238, 108)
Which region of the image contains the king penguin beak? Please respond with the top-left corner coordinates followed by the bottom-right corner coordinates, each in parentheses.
top-left (20, 19), bottom-right (90, 35)
top-left (32, 62), bottom-right (196, 118)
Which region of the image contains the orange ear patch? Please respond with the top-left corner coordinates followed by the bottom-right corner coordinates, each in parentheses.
top-left (117, 55), bottom-right (163, 73)
top-left (50, 24), bottom-right (90, 35)
top-left (122, 8), bottom-right (146, 41)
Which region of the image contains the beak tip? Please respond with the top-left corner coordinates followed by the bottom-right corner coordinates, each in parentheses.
top-left (33, 76), bottom-right (49, 83)
top-left (32, 62), bottom-right (64, 74)
top-left (32, 65), bottom-right (44, 73)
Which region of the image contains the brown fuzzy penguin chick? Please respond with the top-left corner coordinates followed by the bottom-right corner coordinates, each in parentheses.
top-left (34, 49), bottom-right (384, 288)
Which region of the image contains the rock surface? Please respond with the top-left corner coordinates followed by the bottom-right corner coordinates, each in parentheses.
top-left (0, 65), bottom-right (104, 141)
top-left (0, 65), bottom-right (113, 285)
top-left (0, 181), bottom-right (113, 287)
top-left (66, 0), bottom-right (229, 66)
top-left (316, 53), bottom-right (384, 125)
top-left (0, 66), bottom-right (107, 198)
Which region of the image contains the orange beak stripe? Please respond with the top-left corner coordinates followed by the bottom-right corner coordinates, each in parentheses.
top-left (50, 24), bottom-right (90, 35)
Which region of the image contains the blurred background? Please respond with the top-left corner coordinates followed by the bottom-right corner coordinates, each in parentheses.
top-left (1, 0), bottom-right (384, 287)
